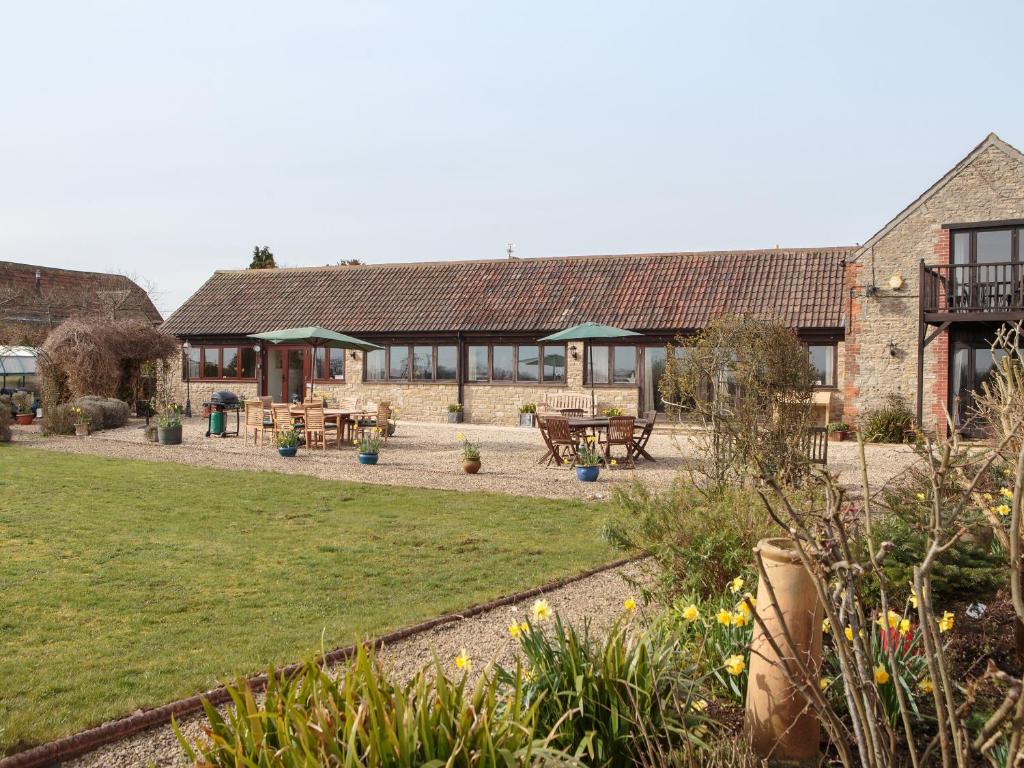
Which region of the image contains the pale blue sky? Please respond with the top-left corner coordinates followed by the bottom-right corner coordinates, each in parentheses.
top-left (1, 1), bottom-right (1021, 315)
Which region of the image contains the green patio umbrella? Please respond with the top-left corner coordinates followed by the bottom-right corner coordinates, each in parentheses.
top-left (538, 322), bottom-right (641, 415)
top-left (248, 326), bottom-right (382, 397)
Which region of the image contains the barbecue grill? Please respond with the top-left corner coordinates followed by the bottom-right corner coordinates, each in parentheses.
top-left (203, 390), bottom-right (241, 438)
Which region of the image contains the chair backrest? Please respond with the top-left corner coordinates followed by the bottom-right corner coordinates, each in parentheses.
top-left (271, 403), bottom-right (293, 430)
top-left (642, 410), bottom-right (657, 423)
top-left (546, 415), bottom-right (573, 444)
top-left (559, 407), bottom-right (586, 418)
top-left (376, 403), bottom-right (391, 426)
top-left (259, 396), bottom-right (273, 407)
top-left (607, 416), bottom-right (635, 443)
top-left (306, 396), bottom-right (324, 406)
top-left (244, 401), bottom-right (263, 427)
top-left (803, 427), bottom-right (829, 466)
top-left (304, 404), bottom-right (325, 430)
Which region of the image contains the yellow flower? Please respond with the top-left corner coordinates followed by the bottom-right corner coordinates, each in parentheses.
top-left (716, 609), bottom-right (733, 626)
top-left (819, 677), bottom-right (832, 691)
top-left (586, 435), bottom-right (596, 444)
top-left (724, 654), bottom-right (746, 676)
top-left (996, 503), bottom-right (1011, 516)
top-left (822, 618), bottom-right (831, 634)
top-left (520, 621), bottom-right (529, 632)
top-left (508, 623), bottom-right (521, 638)
top-left (983, 492), bottom-right (994, 502)
top-left (729, 611), bottom-right (747, 627)
top-left (1001, 487), bottom-right (1014, 499)
top-left (899, 618), bottom-right (911, 636)
top-left (909, 584), bottom-right (921, 609)
top-left (877, 610), bottom-right (901, 630)
top-left (455, 432), bottom-right (465, 441)
top-left (609, 459), bottom-right (617, 466)
top-left (918, 678), bottom-right (934, 694)
top-left (531, 598), bottom-right (552, 622)
top-left (1003, 467), bottom-right (1013, 477)
top-left (690, 697), bottom-right (708, 713)
top-left (682, 604), bottom-right (699, 621)
top-left (729, 576), bottom-right (744, 594)
top-left (624, 598), bottom-right (637, 612)
top-left (938, 611), bottom-right (954, 633)
top-left (455, 649), bottom-right (471, 670)
top-left (874, 665), bottom-right (890, 685)
top-left (844, 626), bottom-right (854, 642)
top-left (915, 492), bottom-right (926, 501)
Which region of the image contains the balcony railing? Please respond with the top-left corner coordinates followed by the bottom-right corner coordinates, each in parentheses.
top-left (921, 261), bottom-right (1024, 315)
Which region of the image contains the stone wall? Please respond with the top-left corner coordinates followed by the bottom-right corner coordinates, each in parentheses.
top-left (843, 140), bottom-right (1024, 434)
top-left (167, 343), bottom-right (644, 426)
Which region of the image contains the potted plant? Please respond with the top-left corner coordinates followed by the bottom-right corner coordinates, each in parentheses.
top-left (356, 432), bottom-right (382, 464)
top-left (575, 438), bottom-right (602, 482)
top-left (12, 392), bottom-right (35, 425)
top-left (447, 403), bottom-right (464, 423)
top-left (277, 428), bottom-right (301, 457)
top-left (157, 404), bottom-right (183, 445)
top-left (457, 432), bottom-right (481, 474)
top-left (69, 406), bottom-right (91, 436)
top-left (827, 421), bottom-right (851, 442)
top-left (601, 407), bottom-right (623, 417)
top-left (518, 403), bottom-right (537, 428)
top-left (387, 407), bottom-right (400, 437)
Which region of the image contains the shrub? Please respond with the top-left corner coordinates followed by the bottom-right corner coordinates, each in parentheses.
top-left (11, 391), bottom-right (33, 414)
top-left (0, 397), bottom-right (10, 442)
top-left (499, 614), bottom-right (707, 766)
top-left (861, 393), bottom-right (914, 443)
top-left (177, 644), bottom-right (570, 767)
top-left (42, 403), bottom-right (79, 435)
top-left (73, 396), bottom-right (130, 428)
top-left (603, 482), bottom-right (775, 598)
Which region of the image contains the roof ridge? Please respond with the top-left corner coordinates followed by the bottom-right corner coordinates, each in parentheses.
top-left (213, 246), bottom-right (857, 276)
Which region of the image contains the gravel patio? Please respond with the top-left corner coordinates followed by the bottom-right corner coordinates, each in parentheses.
top-left (14, 418), bottom-right (923, 500)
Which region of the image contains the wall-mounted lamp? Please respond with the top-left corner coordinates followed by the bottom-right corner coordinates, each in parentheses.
top-left (350, 350), bottom-right (358, 359)
top-left (887, 339), bottom-right (898, 357)
top-left (253, 344), bottom-right (261, 352)
top-left (569, 344), bottom-right (579, 360)
top-left (888, 273), bottom-right (905, 291)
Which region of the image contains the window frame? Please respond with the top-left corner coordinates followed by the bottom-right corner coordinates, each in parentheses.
top-left (806, 342), bottom-right (838, 389)
top-left (461, 342), bottom-right (568, 385)
top-left (584, 344), bottom-right (638, 386)
top-left (312, 347), bottom-right (347, 382)
top-left (182, 343), bottom-right (259, 381)
top-left (363, 343), bottom-right (460, 383)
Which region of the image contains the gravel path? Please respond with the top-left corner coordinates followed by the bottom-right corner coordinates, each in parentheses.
top-left (63, 561), bottom-right (650, 768)
top-left (11, 419), bottom-right (921, 500)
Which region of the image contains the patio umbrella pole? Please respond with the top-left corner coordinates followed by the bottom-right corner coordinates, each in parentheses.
top-left (589, 346), bottom-right (595, 416)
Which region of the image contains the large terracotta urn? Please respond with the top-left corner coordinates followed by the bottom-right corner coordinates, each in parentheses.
top-left (745, 538), bottom-right (823, 766)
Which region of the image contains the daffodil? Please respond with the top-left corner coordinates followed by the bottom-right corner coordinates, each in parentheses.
top-left (822, 618), bottom-right (831, 634)
top-left (915, 492), bottom-right (926, 501)
top-left (609, 459), bottom-right (617, 466)
top-left (938, 611), bottom-right (954, 633)
top-left (690, 698), bottom-right (708, 712)
top-left (732, 611), bottom-right (750, 628)
top-left (819, 677), bottom-right (832, 691)
top-left (456, 432), bottom-right (465, 441)
top-left (682, 604), bottom-right (699, 621)
top-left (531, 598), bottom-right (552, 622)
top-left (716, 609), bottom-right (733, 626)
top-left (1001, 487), bottom-right (1014, 499)
top-left (520, 621), bottom-right (529, 632)
top-left (736, 599), bottom-right (751, 616)
top-left (983, 492), bottom-right (994, 502)
top-left (874, 665), bottom-right (890, 685)
top-left (996, 503), bottom-right (1011, 516)
top-left (455, 649), bottom-right (471, 670)
top-left (877, 610), bottom-right (901, 630)
top-left (899, 618), bottom-right (911, 636)
top-left (508, 623), bottom-right (521, 638)
top-left (624, 598), bottom-right (637, 612)
top-left (729, 576), bottom-right (744, 594)
top-left (918, 678), bottom-right (934, 694)
top-left (844, 626), bottom-right (854, 641)
top-left (724, 654), bottom-right (746, 676)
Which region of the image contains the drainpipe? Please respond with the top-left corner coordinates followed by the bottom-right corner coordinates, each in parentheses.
top-left (456, 331), bottom-right (465, 407)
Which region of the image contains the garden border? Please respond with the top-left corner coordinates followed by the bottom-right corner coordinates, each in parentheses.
top-left (0, 554), bottom-right (645, 768)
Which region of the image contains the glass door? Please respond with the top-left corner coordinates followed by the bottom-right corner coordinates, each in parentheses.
top-left (286, 348), bottom-right (306, 402)
top-left (643, 346), bottom-right (667, 413)
top-left (265, 347), bottom-right (307, 402)
top-left (951, 335), bottom-right (1010, 436)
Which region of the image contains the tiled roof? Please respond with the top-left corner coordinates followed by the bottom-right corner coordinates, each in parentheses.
top-left (162, 248), bottom-right (852, 337)
top-left (0, 261), bottom-right (163, 325)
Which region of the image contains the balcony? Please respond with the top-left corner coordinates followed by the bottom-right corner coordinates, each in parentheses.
top-left (921, 261), bottom-right (1024, 321)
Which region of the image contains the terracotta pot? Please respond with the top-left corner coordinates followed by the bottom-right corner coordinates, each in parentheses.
top-left (827, 430), bottom-right (848, 442)
top-left (74, 423), bottom-right (90, 437)
top-left (745, 537), bottom-right (823, 765)
top-left (463, 459), bottom-right (481, 474)
top-left (15, 413), bottom-right (34, 425)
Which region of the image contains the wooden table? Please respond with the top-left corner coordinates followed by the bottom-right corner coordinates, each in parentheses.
top-left (538, 416), bottom-right (656, 465)
top-left (287, 406), bottom-right (358, 445)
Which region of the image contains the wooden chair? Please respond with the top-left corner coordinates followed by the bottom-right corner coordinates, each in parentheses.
top-left (603, 416), bottom-right (636, 468)
top-left (271, 403), bottom-right (297, 441)
top-left (559, 407), bottom-right (586, 418)
top-left (243, 400), bottom-right (269, 446)
top-left (354, 403), bottom-right (391, 444)
top-left (258, 396), bottom-right (274, 427)
top-left (631, 411), bottom-right (657, 462)
top-left (540, 415), bottom-right (579, 467)
top-left (303, 404), bottom-right (337, 450)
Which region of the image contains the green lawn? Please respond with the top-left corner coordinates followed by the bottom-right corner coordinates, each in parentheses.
top-left (0, 446), bottom-right (617, 754)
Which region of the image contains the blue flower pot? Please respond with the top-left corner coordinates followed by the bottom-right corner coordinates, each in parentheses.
top-left (576, 465), bottom-right (600, 482)
top-left (358, 452), bottom-right (379, 465)
top-left (278, 446), bottom-right (298, 458)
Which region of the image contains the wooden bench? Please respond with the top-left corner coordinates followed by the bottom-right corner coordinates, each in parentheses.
top-left (538, 393), bottom-right (591, 415)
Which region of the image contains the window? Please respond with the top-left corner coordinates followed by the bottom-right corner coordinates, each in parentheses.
top-left (517, 345), bottom-right (539, 382)
top-left (491, 346), bottom-right (514, 381)
top-left (467, 346), bottom-right (489, 381)
top-left (221, 347), bottom-right (238, 378)
top-left (808, 344), bottom-right (835, 387)
top-left (585, 345), bottom-right (637, 385)
top-left (314, 348), bottom-right (345, 380)
top-left (542, 345), bottom-right (566, 383)
top-left (389, 347), bottom-right (409, 379)
top-left (240, 347), bottom-right (257, 378)
top-left (586, 346), bottom-right (610, 384)
top-left (365, 349), bottom-right (386, 380)
top-left (203, 347), bottom-right (219, 378)
top-left (436, 346), bottom-right (458, 380)
top-left (613, 347), bottom-right (637, 384)
top-left (185, 347), bottom-right (200, 379)
top-left (412, 346), bottom-right (433, 380)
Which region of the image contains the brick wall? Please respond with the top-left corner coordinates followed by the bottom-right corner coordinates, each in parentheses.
top-left (843, 141), bottom-right (1024, 434)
